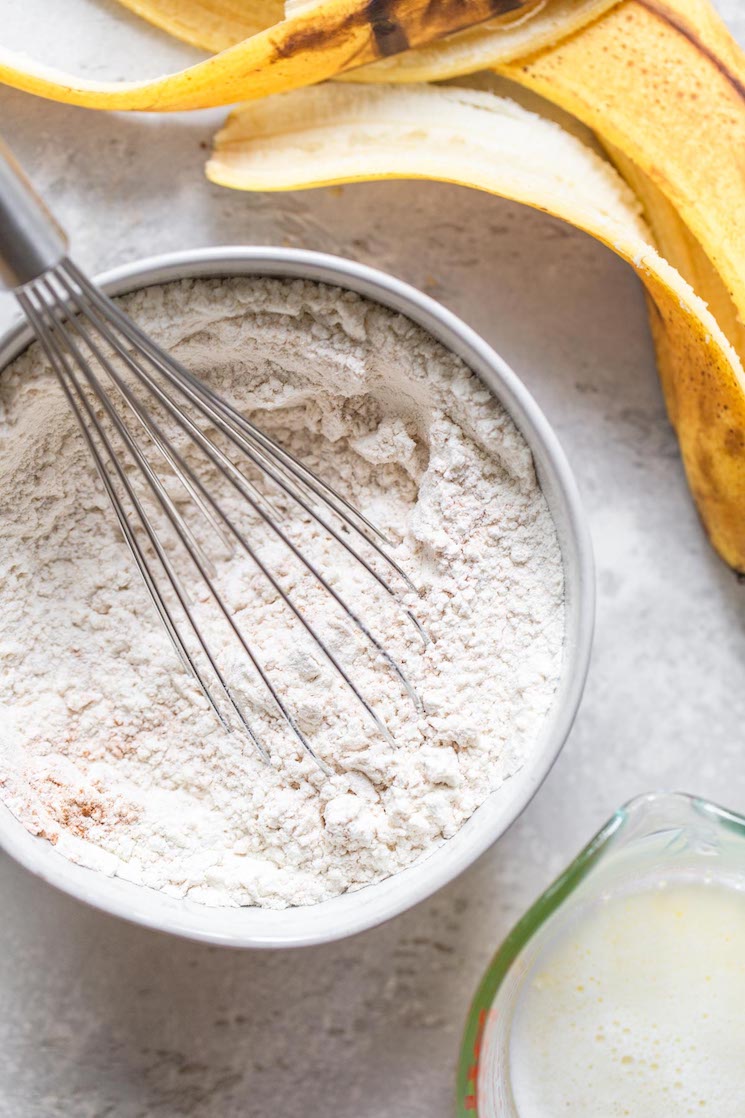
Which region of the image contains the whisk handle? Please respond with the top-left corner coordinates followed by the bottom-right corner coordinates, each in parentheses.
top-left (0, 137), bottom-right (68, 290)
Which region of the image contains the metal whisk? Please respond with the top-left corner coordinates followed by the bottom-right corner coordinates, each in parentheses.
top-left (0, 141), bottom-right (422, 767)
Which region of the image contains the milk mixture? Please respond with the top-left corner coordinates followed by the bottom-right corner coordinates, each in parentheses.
top-left (509, 882), bottom-right (745, 1117)
top-left (0, 276), bottom-right (564, 908)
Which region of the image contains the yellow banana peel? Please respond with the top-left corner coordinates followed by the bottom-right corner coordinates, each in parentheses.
top-left (111, 0), bottom-right (617, 83)
top-left (343, 0), bottom-right (620, 83)
top-left (604, 141), bottom-right (745, 365)
top-left (207, 83), bottom-right (745, 569)
top-left (0, 0), bottom-right (538, 111)
top-left (488, 0), bottom-right (745, 566)
top-left (496, 0), bottom-right (745, 356)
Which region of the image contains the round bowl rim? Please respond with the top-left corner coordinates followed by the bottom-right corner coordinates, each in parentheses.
top-left (0, 246), bottom-right (595, 947)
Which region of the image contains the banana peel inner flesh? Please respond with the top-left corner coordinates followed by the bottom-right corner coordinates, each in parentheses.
top-left (207, 82), bottom-right (745, 570)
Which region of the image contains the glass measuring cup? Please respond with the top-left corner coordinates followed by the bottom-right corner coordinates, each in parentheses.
top-left (457, 791), bottom-right (745, 1116)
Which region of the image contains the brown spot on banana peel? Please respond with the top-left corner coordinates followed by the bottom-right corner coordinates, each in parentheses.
top-left (272, 7), bottom-right (370, 59)
top-left (357, 0), bottom-right (532, 61)
top-left (371, 18), bottom-right (410, 55)
top-left (724, 427), bottom-right (745, 456)
top-left (367, 0), bottom-right (410, 56)
top-left (696, 447), bottom-right (715, 487)
top-left (276, 0), bottom-right (534, 65)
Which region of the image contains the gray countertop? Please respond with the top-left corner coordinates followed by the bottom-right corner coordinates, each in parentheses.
top-left (1, 2), bottom-right (744, 1114)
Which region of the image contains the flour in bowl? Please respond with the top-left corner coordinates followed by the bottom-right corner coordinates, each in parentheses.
top-left (0, 276), bottom-right (564, 908)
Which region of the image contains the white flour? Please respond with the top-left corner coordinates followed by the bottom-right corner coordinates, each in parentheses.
top-left (0, 276), bottom-right (564, 908)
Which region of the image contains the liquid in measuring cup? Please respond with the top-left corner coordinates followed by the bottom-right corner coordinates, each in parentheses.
top-left (508, 881), bottom-right (745, 1117)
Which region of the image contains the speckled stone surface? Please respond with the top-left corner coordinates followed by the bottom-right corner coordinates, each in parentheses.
top-left (0, 2), bottom-right (744, 1115)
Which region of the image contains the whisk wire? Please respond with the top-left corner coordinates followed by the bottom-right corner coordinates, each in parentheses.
top-left (54, 270), bottom-right (237, 556)
top-left (1, 140), bottom-right (426, 768)
top-left (37, 276), bottom-right (330, 767)
top-left (67, 260), bottom-right (396, 549)
top-left (16, 258), bottom-right (427, 766)
top-left (18, 283), bottom-right (270, 756)
top-left (64, 260), bottom-right (417, 596)
top-left (52, 267), bottom-right (415, 729)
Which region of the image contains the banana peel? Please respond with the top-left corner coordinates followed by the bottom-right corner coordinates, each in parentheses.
top-left (496, 0), bottom-right (745, 357)
top-left (343, 0), bottom-right (620, 83)
top-left (0, 0), bottom-right (539, 111)
top-left (605, 141), bottom-right (745, 369)
top-left (489, 0), bottom-right (745, 567)
top-left (110, 0), bottom-right (618, 83)
top-left (208, 85), bottom-right (647, 228)
top-left (207, 83), bottom-right (745, 570)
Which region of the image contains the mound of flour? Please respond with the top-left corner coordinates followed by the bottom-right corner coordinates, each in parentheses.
top-left (0, 276), bottom-right (564, 908)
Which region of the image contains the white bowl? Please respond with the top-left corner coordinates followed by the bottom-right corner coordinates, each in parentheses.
top-left (0, 248), bottom-right (594, 947)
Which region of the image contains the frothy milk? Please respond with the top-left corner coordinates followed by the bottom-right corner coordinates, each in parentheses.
top-left (509, 882), bottom-right (745, 1117)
